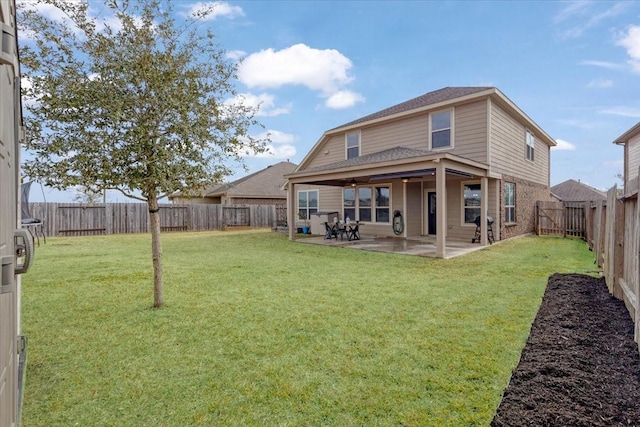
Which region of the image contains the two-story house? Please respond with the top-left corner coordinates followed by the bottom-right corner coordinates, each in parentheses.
top-left (613, 121), bottom-right (640, 197)
top-left (285, 87), bottom-right (556, 258)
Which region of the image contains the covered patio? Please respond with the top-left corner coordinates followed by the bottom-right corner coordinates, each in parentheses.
top-left (286, 147), bottom-right (497, 258)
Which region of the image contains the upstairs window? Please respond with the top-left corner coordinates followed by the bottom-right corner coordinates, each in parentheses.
top-left (526, 130), bottom-right (535, 161)
top-left (430, 110), bottom-right (452, 149)
top-left (346, 132), bottom-right (360, 159)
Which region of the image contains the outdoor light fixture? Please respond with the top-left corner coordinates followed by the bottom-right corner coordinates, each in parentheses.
top-left (402, 178), bottom-right (409, 183)
top-left (350, 178), bottom-right (357, 187)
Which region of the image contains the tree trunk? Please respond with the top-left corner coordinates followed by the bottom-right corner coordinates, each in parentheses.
top-left (148, 196), bottom-right (164, 308)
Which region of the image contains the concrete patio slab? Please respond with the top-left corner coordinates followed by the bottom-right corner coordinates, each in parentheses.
top-left (296, 234), bottom-right (492, 259)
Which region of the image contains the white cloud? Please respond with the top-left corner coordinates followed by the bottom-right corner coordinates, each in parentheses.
top-left (586, 79), bottom-right (613, 89)
top-left (617, 25), bottom-right (640, 73)
top-left (238, 43), bottom-right (361, 99)
top-left (552, 139), bottom-right (577, 151)
top-left (325, 90), bottom-right (365, 109)
top-left (17, 1), bottom-right (79, 40)
top-left (243, 143), bottom-right (296, 159)
top-left (555, 1), bottom-right (630, 39)
top-left (238, 44), bottom-right (364, 109)
top-left (255, 130), bottom-right (296, 144)
top-left (241, 130), bottom-right (297, 159)
top-left (184, 2), bottom-right (244, 20)
top-left (226, 50), bottom-right (246, 61)
top-left (227, 93), bottom-right (291, 117)
top-left (553, 1), bottom-right (590, 24)
top-left (600, 107), bottom-right (640, 118)
top-left (579, 60), bottom-right (624, 70)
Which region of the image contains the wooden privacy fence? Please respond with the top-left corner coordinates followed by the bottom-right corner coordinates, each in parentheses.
top-left (536, 201), bottom-right (586, 237)
top-left (28, 203), bottom-right (282, 237)
top-left (586, 181), bottom-right (640, 350)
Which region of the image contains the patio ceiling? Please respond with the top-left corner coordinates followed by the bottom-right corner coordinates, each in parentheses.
top-left (298, 167), bottom-right (476, 187)
top-left (286, 150), bottom-right (488, 187)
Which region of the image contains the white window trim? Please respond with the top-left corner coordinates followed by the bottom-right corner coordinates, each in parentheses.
top-left (343, 183), bottom-right (392, 223)
top-left (429, 108), bottom-right (454, 150)
top-left (504, 182), bottom-right (516, 224)
top-left (297, 189), bottom-right (319, 221)
top-left (461, 180), bottom-right (481, 227)
top-left (345, 131), bottom-right (361, 160)
top-left (525, 129), bottom-right (535, 162)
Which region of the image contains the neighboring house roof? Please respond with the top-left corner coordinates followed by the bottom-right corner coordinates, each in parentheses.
top-left (172, 161), bottom-right (297, 200)
top-left (551, 179), bottom-right (606, 202)
top-left (612, 121), bottom-right (640, 145)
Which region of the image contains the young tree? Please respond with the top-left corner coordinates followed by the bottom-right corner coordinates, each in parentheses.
top-left (19, 0), bottom-right (267, 307)
top-left (73, 185), bottom-right (103, 205)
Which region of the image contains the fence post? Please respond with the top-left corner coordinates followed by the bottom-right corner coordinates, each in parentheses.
top-left (613, 193), bottom-right (624, 300)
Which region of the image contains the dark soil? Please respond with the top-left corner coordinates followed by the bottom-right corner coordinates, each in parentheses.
top-left (491, 273), bottom-right (640, 427)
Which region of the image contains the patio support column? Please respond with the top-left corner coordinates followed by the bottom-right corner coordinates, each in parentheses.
top-left (288, 181), bottom-right (295, 241)
top-left (402, 179), bottom-right (407, 238)
top-left (436, 161), bottom-right (446, 258)
top-left (481, 176), bottom-right (488, 246)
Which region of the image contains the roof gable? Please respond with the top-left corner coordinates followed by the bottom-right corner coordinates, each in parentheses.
top-left (207, 161), bottom-right (298, 198)
top-left (296, 86), bottom-right (555, 173)
top-left (551, 179), bottom-right (606, 202)
top-left (332, 86), bottom-right (494, 130)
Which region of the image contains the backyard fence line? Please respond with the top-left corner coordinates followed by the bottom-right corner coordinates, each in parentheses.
top-left (585, 171), bottom-right (640, 351)
top-left (535, 201), bottom-right (586, 238)
top-left (28, 202), bottom-right (288, 237)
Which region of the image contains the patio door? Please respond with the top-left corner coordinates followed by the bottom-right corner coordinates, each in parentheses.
top-left (426, 191), bottom-right (436, 235)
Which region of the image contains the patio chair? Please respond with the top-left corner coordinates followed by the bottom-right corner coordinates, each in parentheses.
top-left (21, 181), bottom-right (46, 246)
top-left (324, 222), bottom-right (338, 240)
top-left (347, 223), bottom-right (360, 241)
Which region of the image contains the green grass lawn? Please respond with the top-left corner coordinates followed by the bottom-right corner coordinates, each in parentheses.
top-left (21, 231), bottom-right (595, 426)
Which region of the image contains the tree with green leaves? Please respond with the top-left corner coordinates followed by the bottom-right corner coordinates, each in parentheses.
top-left (72, 185), bottom-right (103, 205)
top-left (19, 0), bottom-right (267, 307)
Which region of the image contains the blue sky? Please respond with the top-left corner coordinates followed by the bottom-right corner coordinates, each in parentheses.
top-left (23, 0), bottom-right (640, 202)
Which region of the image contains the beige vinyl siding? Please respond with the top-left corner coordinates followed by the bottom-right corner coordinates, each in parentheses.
top-left (445, 177), bottom-right (471, 241)
top-left (453, 101), bottom-right (488, 163)
top-left (489, 102), bottom-right (549, 185)
top-left (627, 133), bottom-right (640, 186)
top-left (361, 115), bottom-right (429, 153)
top-left (405, 182), bottom-right (422, 236)
top-left (303, 100), bottom-right (490, 172)
top-left (318, 185), bottom-right (343, 217)
top-left (304, 134), bottom-right (347, 170)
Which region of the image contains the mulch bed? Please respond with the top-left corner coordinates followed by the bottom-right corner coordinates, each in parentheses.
top-left (491, 273), bottom-right (640, 427)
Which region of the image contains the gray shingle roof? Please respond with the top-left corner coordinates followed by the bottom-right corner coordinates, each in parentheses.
top-left (551, 179), bottom-right (606, 202)
top-left (296, 146), bottom-right (431, 174)
top-left (207, 161), bottom-right (298, 198)
top-left (332, 86), bottom-right (494, 130)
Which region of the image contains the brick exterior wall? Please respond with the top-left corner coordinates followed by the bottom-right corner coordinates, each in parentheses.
top-left (499, 175), bottom-right (552, 241)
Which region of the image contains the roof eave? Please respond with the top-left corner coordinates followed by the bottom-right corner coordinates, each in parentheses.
top-left (489, 89), bottom-right (556, 148)
top-left (329, 88), bottom-right (498, 135)
top-left (287, 152), bottom-right (488, 183)
top-left (612, 121), bottom-right (640, 145)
